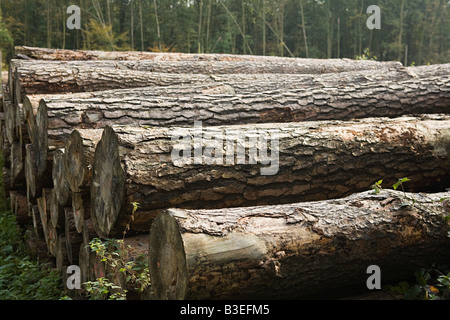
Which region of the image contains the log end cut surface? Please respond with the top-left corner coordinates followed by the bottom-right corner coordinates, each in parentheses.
top-left (90, 126), bottom-right (125, 237)
top-left (148, 210), bottom-right (188, 300)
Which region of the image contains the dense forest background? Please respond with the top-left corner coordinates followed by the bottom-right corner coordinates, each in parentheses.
top-left (0, 0), bottom-right (448, 66)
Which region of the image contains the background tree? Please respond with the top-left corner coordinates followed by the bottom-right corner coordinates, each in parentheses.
top-left (0, 0), bottom-right (448, 65)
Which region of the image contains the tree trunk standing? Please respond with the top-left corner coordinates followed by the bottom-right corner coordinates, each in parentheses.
top-left (153, 0), bottom-right (162, 52)
top-left (46, 0), bottom-right (51, 49)
top-left (130, 0), bottom-right (135, 50)
top-left (90, 116), bottom-right (450, 238)
top-left (139, 0), bottom-right (144, 51)
top-left (148, 190), bottom-right (450, 300)
top-left (398, 0), bottom-right (406, 62)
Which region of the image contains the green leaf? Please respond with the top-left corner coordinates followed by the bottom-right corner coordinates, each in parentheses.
top-left (393, 177), bottom-right (410, 190)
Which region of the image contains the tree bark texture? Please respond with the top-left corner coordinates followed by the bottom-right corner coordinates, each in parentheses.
top-left (15, 45), bottom-right (399, 66)
top-left (148, 190), bottom-right (450, 300)
top-left (9, 58), bottom-right (409, 101)
top-left (21, 69), bottom-right (450, 183)
top-left (90, 116), bottom-right (450, 237)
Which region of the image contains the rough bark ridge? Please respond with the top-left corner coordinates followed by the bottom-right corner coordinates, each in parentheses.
top-left (149, 190), bottom-right (450, 300)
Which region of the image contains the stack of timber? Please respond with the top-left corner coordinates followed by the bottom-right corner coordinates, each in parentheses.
top-left (1, 46), bottom-right (449, 300)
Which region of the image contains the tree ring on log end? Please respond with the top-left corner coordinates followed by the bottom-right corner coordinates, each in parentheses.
top-left (65, 130), bottom-right (86, 193)
top-left (34, 99), bottom-right (48, 177)
top-left (52, 148), bottom-right (70, 206)
top-left (90, 126), bottom-right (125, 238)
top-left (148, 210), bottom-right (188, 300)
top-left (24, 144), bottom-right (37, 198)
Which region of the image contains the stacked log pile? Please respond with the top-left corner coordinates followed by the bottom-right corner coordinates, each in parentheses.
top-left (1, 46), bottom-right (449, 300)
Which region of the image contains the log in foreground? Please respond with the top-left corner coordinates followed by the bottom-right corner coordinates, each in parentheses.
top-left (90, 115), bottom-right (450, 238)
top-left (148, 190), bottom-right (450, 300)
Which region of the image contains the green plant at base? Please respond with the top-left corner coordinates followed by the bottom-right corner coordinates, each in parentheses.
top-left (85, 237), bottom-right (150, 300)
top-left (84, 277), bottom-right (126, 300)
top-left (0, 211), bottom-right (63, 299)
top-left (388, 267), bottom-right (450, 300)
top-left (371, 179), bottom-right (383, 194)
top-left (370, 177), bottom-right (450, 300)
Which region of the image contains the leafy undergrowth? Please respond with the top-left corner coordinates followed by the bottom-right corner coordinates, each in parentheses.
top-left (0, 210), bottom-right (64, 299)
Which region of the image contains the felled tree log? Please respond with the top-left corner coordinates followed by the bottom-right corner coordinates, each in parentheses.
top-left (15, 45), bottom-right (397, 67)
top-left (10, 59), bottom-right (217, 100)
top-left (23, 68), bottom-right (450, 181)
top-left (90, 116), bottom-right (450, 237)
top-left (148, 189), bottom-right (450, 300)
top-left (30, 68), bottom-right (450, 133)
top-left (7, 57), bottom-right (409, 105)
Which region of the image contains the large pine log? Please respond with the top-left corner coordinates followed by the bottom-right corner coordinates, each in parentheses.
top-left (9, 58), bottom-right (410, 104)
top-left (15, 45), bottom-right (397, 67)
top-left (148, 190), bottom-right (450, 300)
top-left (90, 116), bottom-right (450, 237)
top-left (10, 59), bottom-right (216, 100)
top-left (23, 69), bottom-right (450, 180)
